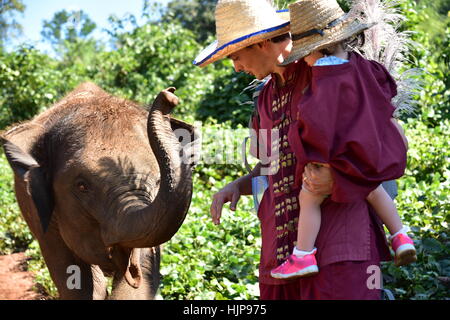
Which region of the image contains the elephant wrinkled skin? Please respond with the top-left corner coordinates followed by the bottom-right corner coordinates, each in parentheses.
top-left (1, 82), bottom-right (198, 299)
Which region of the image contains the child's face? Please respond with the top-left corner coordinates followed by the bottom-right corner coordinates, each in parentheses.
top-left (304, 51), bottom-right (324, 66)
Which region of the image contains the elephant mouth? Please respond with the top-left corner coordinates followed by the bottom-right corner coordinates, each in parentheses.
top-left (109, 245), bottom-right (143, 288)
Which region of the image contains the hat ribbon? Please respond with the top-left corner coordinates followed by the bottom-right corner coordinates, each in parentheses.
top-left (291, 14), bottom-right (347, 41)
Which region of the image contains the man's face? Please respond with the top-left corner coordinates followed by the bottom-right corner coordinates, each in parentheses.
top-left (228, 42), bottom-right (273, 80)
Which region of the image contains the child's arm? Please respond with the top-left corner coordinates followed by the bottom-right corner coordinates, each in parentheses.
top-left (391, 118), bottom-right (408, 150)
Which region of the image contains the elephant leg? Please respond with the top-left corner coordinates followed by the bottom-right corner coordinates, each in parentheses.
top-left (37, 223), bottom-right (98, 299)
top-left (109, 247), bottom-right (160, 300)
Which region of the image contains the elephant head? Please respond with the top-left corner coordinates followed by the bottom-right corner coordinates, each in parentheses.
top-left (1, 82), bottom-right (198, 298)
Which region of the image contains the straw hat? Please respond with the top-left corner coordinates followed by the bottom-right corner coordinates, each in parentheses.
top-left (281, 0), bottom-right (375, 66)
top-left (193, 0), bottom-right (290, 68)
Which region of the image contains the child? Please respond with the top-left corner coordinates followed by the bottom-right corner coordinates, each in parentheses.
top-left (271, 0), bottom-right (417, 279)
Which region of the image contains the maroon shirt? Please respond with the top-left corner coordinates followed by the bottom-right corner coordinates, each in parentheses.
top-left (253, 57), bottom-right (391, 286)
top-left (289, 52), bottom-right (407, 202)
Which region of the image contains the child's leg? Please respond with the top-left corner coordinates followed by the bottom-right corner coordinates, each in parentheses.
top-left (366, 185), bottom-right (403, 235)
top-left (296, 187), bottom-right (326, 253)
top-left (270, 186), bottom-right (324, 279)
top-left (367, 185), bottom-right (416, 266)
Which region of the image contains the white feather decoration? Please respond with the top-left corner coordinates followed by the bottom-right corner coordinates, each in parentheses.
top-left (349, 0), bottom-right (424, 117)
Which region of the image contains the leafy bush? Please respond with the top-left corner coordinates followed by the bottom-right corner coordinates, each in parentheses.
top-left (377, 0), bottom-right (450, 299)
top-left (399, 0), bottom-right (450, 126)
top-left (85, 20), bottom-right (213, 123)
top-left (194, 58), bottom-right (255, 127)
top-left (25, 240), bottom-right (58, 299)
top-left (160, 122), bottom-right (259, 299)
top-left (399, 120), bottom-right (450, 231)
top-left (0, 150), bottom-right (33, 254)
top-left (160, 170), bottom-right (260, 300)
top-left (0, 46), bottom-right (63, 129)
top-left (381, 119), bottom-right (450, 299)
top-left (382, 232), bottom-right (450, 300)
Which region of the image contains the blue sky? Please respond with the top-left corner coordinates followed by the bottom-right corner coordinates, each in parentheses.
top-left (9, 0), bottom-right (170, 53)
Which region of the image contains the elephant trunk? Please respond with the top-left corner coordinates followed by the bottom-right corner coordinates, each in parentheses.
top-left (102, 88), bottom-right (193, 248)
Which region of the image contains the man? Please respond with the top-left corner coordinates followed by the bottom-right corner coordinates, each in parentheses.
top-left (194, 0), bottom-right (391, 300)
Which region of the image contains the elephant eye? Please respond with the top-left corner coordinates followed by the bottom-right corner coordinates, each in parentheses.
top-left (76, 181), bottom-right (89, 193)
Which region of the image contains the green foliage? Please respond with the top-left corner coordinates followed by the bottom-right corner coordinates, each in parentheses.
top-left (0, 46), bottom-right (62, 129)
top-left (0, 150), bottom-right (33, 254)
top-left (401, 120), bottom-right (450, 215)
top-left (41, 10), bottom-right (97, 46)
top-left (0, 0), bottom-right (25, 48)
top-left (399, 0), bottom-right (450, 126)
top-left (25, 240), bottom-right (57, 298)
top-left (87, 18), bottom-right (253, 125)
top-left (161, 170), bottom-right (260, 299)
top-left (195, 60), bottom-right (255, 127)
top-left (160, 122), bottom-right (260, 299)
top-left (41, 9), bottom-right (101, 68)
top-left (380, 119), bottom-right (450, 299)
top-left (91, 21), bottom-right (206, 118)
top-left (382, 232), bottom-right (449, 300)
top-left (375, 0), bottom-right (450, 300)
top-left (161, 0), bottom-right (216, 44)
top-left (275, 0), bottom-right (350, 10)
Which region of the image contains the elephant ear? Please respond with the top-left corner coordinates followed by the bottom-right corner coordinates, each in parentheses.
top-left (170, 117), bottom-right (201, 167)
top-left (2, 139), bottom-right (54, 233)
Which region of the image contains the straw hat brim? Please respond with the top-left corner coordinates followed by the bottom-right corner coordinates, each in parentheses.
top-left (194, 10), bottom-right (290, 68)
top-left (281, 20), bottom-right (375, 66)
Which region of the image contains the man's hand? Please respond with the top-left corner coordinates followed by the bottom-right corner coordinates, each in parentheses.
top-left (210, 181), bottom-right (241, 225)
top-left (302, 163), bottom-right (333, 196)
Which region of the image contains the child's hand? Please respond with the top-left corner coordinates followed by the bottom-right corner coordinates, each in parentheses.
top-left (302, 163), bottom-right (333, 196)
top-left (304, 50), bottom-right (324, 66)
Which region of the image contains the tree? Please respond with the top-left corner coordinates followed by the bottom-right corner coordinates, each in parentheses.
top-left (161, 0), bottom-right (216, 44)
top-left (0, 0), bottom-right (25, 48)
top-left (0, 46), bottom-right (63, 129)
top-left (41, 9), bottom-right (96, 46)
top-left (40, 9), bottom-right (100, 65)
top-left (159, 0), bottom-right (350, 45)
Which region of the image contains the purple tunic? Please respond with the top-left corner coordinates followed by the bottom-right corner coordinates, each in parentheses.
top-left (289, 52), bottom-right (407, 202)
top-left (252, 56), bottom-right (391, 291)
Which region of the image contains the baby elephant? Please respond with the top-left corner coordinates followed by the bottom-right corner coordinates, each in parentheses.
top-left (2, 82), bottom-right (199, 299)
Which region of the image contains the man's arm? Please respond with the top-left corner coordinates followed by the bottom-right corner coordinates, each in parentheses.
top-left (210, 162), bottom-right (262, 225)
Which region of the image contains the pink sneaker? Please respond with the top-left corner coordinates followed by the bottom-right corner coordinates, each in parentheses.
top-left (391, 233), bottom-right (417, 267)
top-left (271, 250), bottom-right (319, 279)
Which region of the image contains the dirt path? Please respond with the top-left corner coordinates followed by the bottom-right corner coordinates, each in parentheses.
top-left (0, 252), bottom-right (46, 300)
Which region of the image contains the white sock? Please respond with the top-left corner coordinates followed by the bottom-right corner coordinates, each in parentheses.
top-left (293, 247), bottom-right (316, 257)
top-left (391, 226), bottom-right (410, 238)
